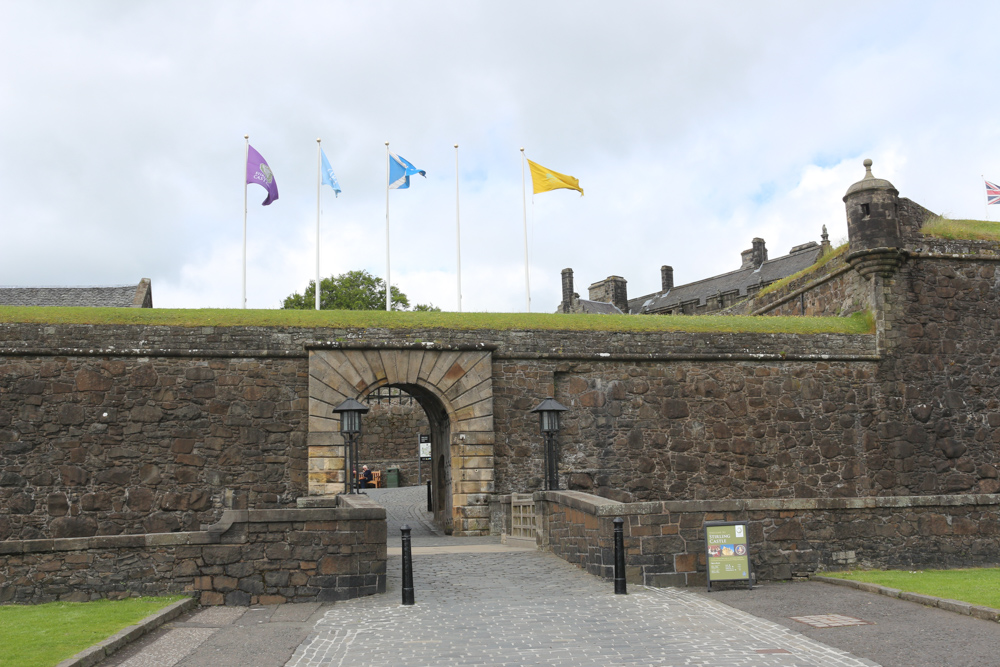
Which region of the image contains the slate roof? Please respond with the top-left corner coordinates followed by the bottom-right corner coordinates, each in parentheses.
top-left (576, 299), bottom-right (624, 315)
top-left (0, 282), bottom-right (150, 308)
top-left (628, 243), bottom-right (824, 314)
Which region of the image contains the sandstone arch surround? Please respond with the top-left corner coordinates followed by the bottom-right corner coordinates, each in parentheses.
top-left (307, 344), bottom-right (495, 536)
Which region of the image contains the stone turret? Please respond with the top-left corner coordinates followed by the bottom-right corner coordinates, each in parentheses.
top-left (844, 159), bottom-right (904, 279)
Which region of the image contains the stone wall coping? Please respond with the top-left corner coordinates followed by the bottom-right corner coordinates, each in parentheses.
top-left (305, 341), bottom-right (497, 352)
top-left (0, 346), bottom-right (879, 363)
top-left (0, 347), bottom-right (310, 358)
top-left (496, 351), bottom-right (878, 362)
top-left (0, 505), bottom-right (386, 555)
top-left (536, 491), bottom-right (1000, 518)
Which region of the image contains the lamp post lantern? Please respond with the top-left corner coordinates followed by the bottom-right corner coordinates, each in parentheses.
top-left (332, 398), bottom-right (370, 494)
top-left (530, 398), bottom-right (568, 490)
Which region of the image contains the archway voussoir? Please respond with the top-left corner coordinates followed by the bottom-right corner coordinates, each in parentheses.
top-left (342, 350), bottom-right (379, 390)
top-left (426, 351), bottom-right (463, 387)
top-left (362, 350), bottom-right (387, 384)
top-left (416, 350), bottom-right (440, 384)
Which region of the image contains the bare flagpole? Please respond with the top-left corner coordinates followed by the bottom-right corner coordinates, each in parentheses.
top-left (243, 134), bottom-right (249, 309)
top-left (385, 141), bottom-right (391, 312)
top-left (455, 144), bottom-right (462, 312)
top-left (521, 148), bottom-right (530, 312)
top-left (316, 138), bottom-right (322, 311)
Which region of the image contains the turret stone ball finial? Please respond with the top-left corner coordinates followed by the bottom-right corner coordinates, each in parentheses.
top-left (863, 158), bottom-right (873, 178)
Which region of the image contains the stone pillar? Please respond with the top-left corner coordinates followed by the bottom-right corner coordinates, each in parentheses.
top-left (561, 268), bottom-right (574, 313)
top-left (661, 265), bottom-right (673, 291)
top-left (843, 159), bottom-right (903, 279)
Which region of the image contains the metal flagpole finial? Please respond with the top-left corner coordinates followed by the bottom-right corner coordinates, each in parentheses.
top-left (317, 138), bottom-right (321, 144)
top-left (454, 143), bottom-right (458, 148)
top-left (385, 141), bottom-right (389, 146)
top-left (244, 134), bottom-right (249, 139)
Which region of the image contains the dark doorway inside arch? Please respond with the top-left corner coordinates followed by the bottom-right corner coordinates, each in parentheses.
top-left (359, 383), bottom-right (452, 532)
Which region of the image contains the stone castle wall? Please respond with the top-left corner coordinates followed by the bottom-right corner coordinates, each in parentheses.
top-left (2, 325), bottom-right (874, 540)
top-left (4, 241), bottom-right (1000, 544)
top-left (0, 354), bottom-right (307, 542)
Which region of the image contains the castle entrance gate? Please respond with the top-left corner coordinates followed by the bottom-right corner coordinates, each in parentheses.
top-left (307, 345), bottom-right (494, 535)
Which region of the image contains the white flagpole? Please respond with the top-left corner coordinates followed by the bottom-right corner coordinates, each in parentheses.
top-left (521, 148), bottom-right (530, 312)
top-left (983, 174), bottom-right (990, 222)
top-left (385, 142), bottom-right (391, 312)
top-left (455, 143), bottom-right (462, 312)
top-left (316, 138), bottom-right (322, 311)
top-left (243, 134), bottom-right (249, 309)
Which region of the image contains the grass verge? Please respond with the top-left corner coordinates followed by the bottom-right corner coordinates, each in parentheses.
top-left (0, 595), bottom-right (187, 667)
top-left (0, 307), bottom-right (874, 335)
top-left (822, 568), bottom-right (1000, 609)
top-left (921, 216), bottom-right (1000, 242)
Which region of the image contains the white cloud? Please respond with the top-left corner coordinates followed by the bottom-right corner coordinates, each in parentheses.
top-left (2, 2), bottom-right (998, 309)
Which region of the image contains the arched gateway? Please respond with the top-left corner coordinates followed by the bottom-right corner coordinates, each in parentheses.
top-left (307, 344), bottom-right (494, 535)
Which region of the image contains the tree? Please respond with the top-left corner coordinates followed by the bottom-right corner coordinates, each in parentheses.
top-left (282, 269), bottom-right (437, 311)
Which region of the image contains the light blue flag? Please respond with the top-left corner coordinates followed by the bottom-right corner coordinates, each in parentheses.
top-left (388, 152), bottom-right (426, 190)
top-left (320, 149), bottom-right (341, 197)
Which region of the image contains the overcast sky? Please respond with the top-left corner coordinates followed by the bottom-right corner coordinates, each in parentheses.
top-left (2, 2), bottom-right (997, 311)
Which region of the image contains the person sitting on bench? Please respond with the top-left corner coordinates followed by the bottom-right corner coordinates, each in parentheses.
top-left (359, 465), bottom-right (374, 488)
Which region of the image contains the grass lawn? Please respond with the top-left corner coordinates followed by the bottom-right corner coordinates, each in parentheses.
top-left (0, 595), bottom-right (187, 667)
top-left (0, 306), bottom-right (874, 336)
top-left (822, 568), bottom-right (1000, 609)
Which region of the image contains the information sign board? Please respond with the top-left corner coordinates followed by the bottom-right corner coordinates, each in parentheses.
top-left (418, 434), bottom-right (431, 461)
top-left (704, 521), bottom-right (752, 591)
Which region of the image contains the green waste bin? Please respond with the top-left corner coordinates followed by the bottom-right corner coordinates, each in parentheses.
top-left (386, 467), bottom-right (400, 488)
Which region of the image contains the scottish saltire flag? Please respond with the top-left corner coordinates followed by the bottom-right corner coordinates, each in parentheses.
top-left (321, 149), bottom-right (341, 197)
top-left (246, 145), bottom-right (279, 205)
top-left (388, 152), bottom-right (426, 190)
top-left (986, 180), bottom-right (1000, 206)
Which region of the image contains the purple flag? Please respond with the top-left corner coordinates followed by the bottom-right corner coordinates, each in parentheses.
top-left (246, 145), bottom-right (279, 206)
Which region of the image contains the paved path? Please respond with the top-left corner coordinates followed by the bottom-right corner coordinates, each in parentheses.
top-left (99, 488), bottom-right (1000, 666)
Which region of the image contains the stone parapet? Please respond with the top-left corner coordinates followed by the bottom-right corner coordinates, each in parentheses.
top-left (532, 490), bottom-right (1000, 588)
top-left (0, 498), bottom-right (386, 605)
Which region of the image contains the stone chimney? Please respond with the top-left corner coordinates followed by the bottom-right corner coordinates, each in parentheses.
top-left (752, 238), bottom-right (767, 267)
top-left (741, 238), bottom-right (768, 269)
top-left (661, 265), bottom-right (673, 291)
top-left (561, 268), bottom-right (574, 313)
top-left (588, 276), bottom-right (629, 313)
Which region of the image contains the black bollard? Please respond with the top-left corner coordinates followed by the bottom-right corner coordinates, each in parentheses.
top-left (426, 480), bottom-right (432, 512)
top-left (401, 524), bottom-right (415, 605)
top-left (613, 517), bottom-right (627, 595)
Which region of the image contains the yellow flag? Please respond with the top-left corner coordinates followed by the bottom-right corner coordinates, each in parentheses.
top-left (527, 158), bottom-right (584, 196)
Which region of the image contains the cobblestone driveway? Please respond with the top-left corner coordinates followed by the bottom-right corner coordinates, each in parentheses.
top-left (286, 488), bottom-right (878, 667)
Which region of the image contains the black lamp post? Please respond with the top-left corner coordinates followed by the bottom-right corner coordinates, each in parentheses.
top-left (332, 398), bottom-right (370, 494)
top-left (531, 398), bottom-right (568, 490)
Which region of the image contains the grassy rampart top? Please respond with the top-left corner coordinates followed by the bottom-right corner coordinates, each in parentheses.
top-left (0, 307), bottom-right (874, 335)
top-left (920, 216), bottom-right (1000, 242)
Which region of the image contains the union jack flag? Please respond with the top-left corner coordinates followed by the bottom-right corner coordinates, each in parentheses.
top-left (986, 180), bottom-right (1000, 205)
